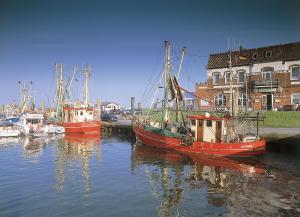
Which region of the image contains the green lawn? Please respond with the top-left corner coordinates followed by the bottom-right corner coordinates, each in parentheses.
top-left (138, 110), bottom-right (300, 128)
top-left (261, 111), bottom-right (300, 128)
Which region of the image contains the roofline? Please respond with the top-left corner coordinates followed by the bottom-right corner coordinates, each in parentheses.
top-left (209, 41), bottom-right (300, 56)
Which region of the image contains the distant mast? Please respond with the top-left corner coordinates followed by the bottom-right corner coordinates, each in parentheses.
top-left (85, 64), bottom-right (89, 107)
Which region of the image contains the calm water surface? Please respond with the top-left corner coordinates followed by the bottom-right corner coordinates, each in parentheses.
top-left (0, 134), bottom-right (300, 217)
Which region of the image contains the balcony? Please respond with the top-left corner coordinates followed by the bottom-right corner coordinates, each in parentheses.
top-left (252, 78), bottom-right (279, 88)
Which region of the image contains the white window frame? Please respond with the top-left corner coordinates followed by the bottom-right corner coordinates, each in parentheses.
top-left (291, 93), bottom-right (300, 105)
top-left (265, 51), bottom-right (272, 58)
top-left (214, 94), bottom-right (226, 107)
top-left (238, 93), bottom-right (247, 107)
top-left (212, 72), bottom-right (220, 85)
top-left (238, 70), bottom-right (245, 83)
top-left (224, 71), bottom-right (231, 84)
top-left (290, 65), bottom-right (300, 81)
top-left (262, 67), bottom-right (274, 80)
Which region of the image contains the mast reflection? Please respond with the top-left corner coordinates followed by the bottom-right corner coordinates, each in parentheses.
top-left (132, 142), bottom-right (267, 216)
top-left (55, 133), bottom-right (101, 192)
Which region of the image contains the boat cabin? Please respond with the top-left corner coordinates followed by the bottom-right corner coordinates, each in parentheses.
top-left (189, 114), bottom-right (226, 143)
top-left (63, 107), bottom-right (95, 123)
top-left (20, 113), bottom-right (44, 125)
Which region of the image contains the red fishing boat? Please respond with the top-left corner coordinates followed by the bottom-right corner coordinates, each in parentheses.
top-left (133, 41), bottom-right (266, 157)
top-left (60, 64), bottom-right (100, 134)
top-left (133, 114), bottom-right (266, 157)
top-left (63, 107), bottom-right (100, 134)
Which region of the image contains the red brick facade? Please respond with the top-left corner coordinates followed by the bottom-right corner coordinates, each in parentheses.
top-left (196, 70), bottom-right (300, 111)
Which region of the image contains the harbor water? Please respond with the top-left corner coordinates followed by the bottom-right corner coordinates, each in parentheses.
top-left (0, 134), bottom-right (300, 217)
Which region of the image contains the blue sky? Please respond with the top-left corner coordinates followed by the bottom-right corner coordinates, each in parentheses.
top-left (1, 0), bottom-right (300, 107)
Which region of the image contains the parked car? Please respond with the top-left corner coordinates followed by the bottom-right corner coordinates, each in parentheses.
top-left (101, 113), bottom-right (118, 122)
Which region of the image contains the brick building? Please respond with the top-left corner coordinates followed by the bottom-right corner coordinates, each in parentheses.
top-left (196, 41), bottom-right (300, 111)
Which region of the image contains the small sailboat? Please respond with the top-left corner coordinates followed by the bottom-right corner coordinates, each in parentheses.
top-left (133, 41), bottom-right (266, 157)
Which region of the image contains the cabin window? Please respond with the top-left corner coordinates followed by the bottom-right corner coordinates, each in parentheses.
top-left (26, 119), bottom-right (40, 124)
top-left (224, 71), bottom-right (231, 84)
top-left (238, 70), bottom-right (245, 83)
top-left (291, 66), bottom-right (300, 80)
top-left (206, 120), bottom-right (212, 127)
top-left (80, 111), bottom-right (83, 116)
top-left (212, 72), bottom-right (220, 85)
top-left (262, 67), bottom-right (273, 80)
top-left (214, 94), bottom-right (226, 107)
top-left (191, 120), bottom-right (196, 126)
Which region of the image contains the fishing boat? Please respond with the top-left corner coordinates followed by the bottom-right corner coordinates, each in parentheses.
top-left (60, 65), bottom-right (100, 134)
top-left (133, 41), bottom-right (266, 157)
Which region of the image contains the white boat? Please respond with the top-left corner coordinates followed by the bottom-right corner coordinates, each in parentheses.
top-left (17, 113), bottom-right (49, 137)
top-left (47, 124), bottom-right (65, 134)
top-left (0, 122), bottom-right (20, 137)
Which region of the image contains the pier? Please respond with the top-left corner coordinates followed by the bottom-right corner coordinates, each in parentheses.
top-left (101, 119), bottom-right (134, 135)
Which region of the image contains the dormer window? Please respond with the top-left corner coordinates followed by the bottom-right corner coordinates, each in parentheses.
top-left (212, 72), bottom-right (220, 85)
top-left (265, 51), bottom-right (272, 58)
top-left (252, 52), bottom-right (258, 59)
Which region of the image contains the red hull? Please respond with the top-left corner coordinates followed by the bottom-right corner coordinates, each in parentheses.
top-left (133, 124), bottom-right (266, 157)
top-left (63, 121), bottom-right (101, 134)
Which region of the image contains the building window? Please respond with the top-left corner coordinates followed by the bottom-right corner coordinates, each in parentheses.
top-left (265, 51), bottom-right (272, 58)
top-left (262, 67), bottom-right (273, 80)
top-left (214, 94), bottom-right (226, 107)
top-left (80, 111), bottom-right (83, 116)
top-left (224, 71), bottom-right (231, 84)
top-left (206, 120), bottom-right (212, 127)
top-left (291, 94), bottom-right (300, 105)
top-left (252, 52), bottom-right (258, 59)
top-left (291, 66), bottom-right (300, 80)
top-left (238, 93), bottom-right (247, 107)
top-left (238, 70), bottom-right (245, 83)
top-left (212, 72), bottom-right (220, 85)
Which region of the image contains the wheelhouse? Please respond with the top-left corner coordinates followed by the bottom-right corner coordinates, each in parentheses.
top-left (189, 114), bottom-right (227, 143)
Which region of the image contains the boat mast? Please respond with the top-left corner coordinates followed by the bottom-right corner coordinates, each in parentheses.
top-left (176, 47), bottom-right (187, 122)
top-left (84, 64), bottom-right (89, 107)
top-left (162, 41), bottom-right (171, 127)
top-left (176, 47), bottom-right (186, 80)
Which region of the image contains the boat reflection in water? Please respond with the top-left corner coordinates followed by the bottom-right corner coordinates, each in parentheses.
top-left (55, 133), bottom-right (101, 192)
top-left (20, 135), bottom-right (65, 162)
top-left (131, 142), bottom-right (268, 217)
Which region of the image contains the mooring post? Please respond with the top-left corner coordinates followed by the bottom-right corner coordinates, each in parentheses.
top-left (131, 97), bottom-right (135, 116)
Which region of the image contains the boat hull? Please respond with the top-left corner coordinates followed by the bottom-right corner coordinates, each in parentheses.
top-left (63, 121), bottom-right (101, 134)
top-left (133, 124), bottom-right (266, 157)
